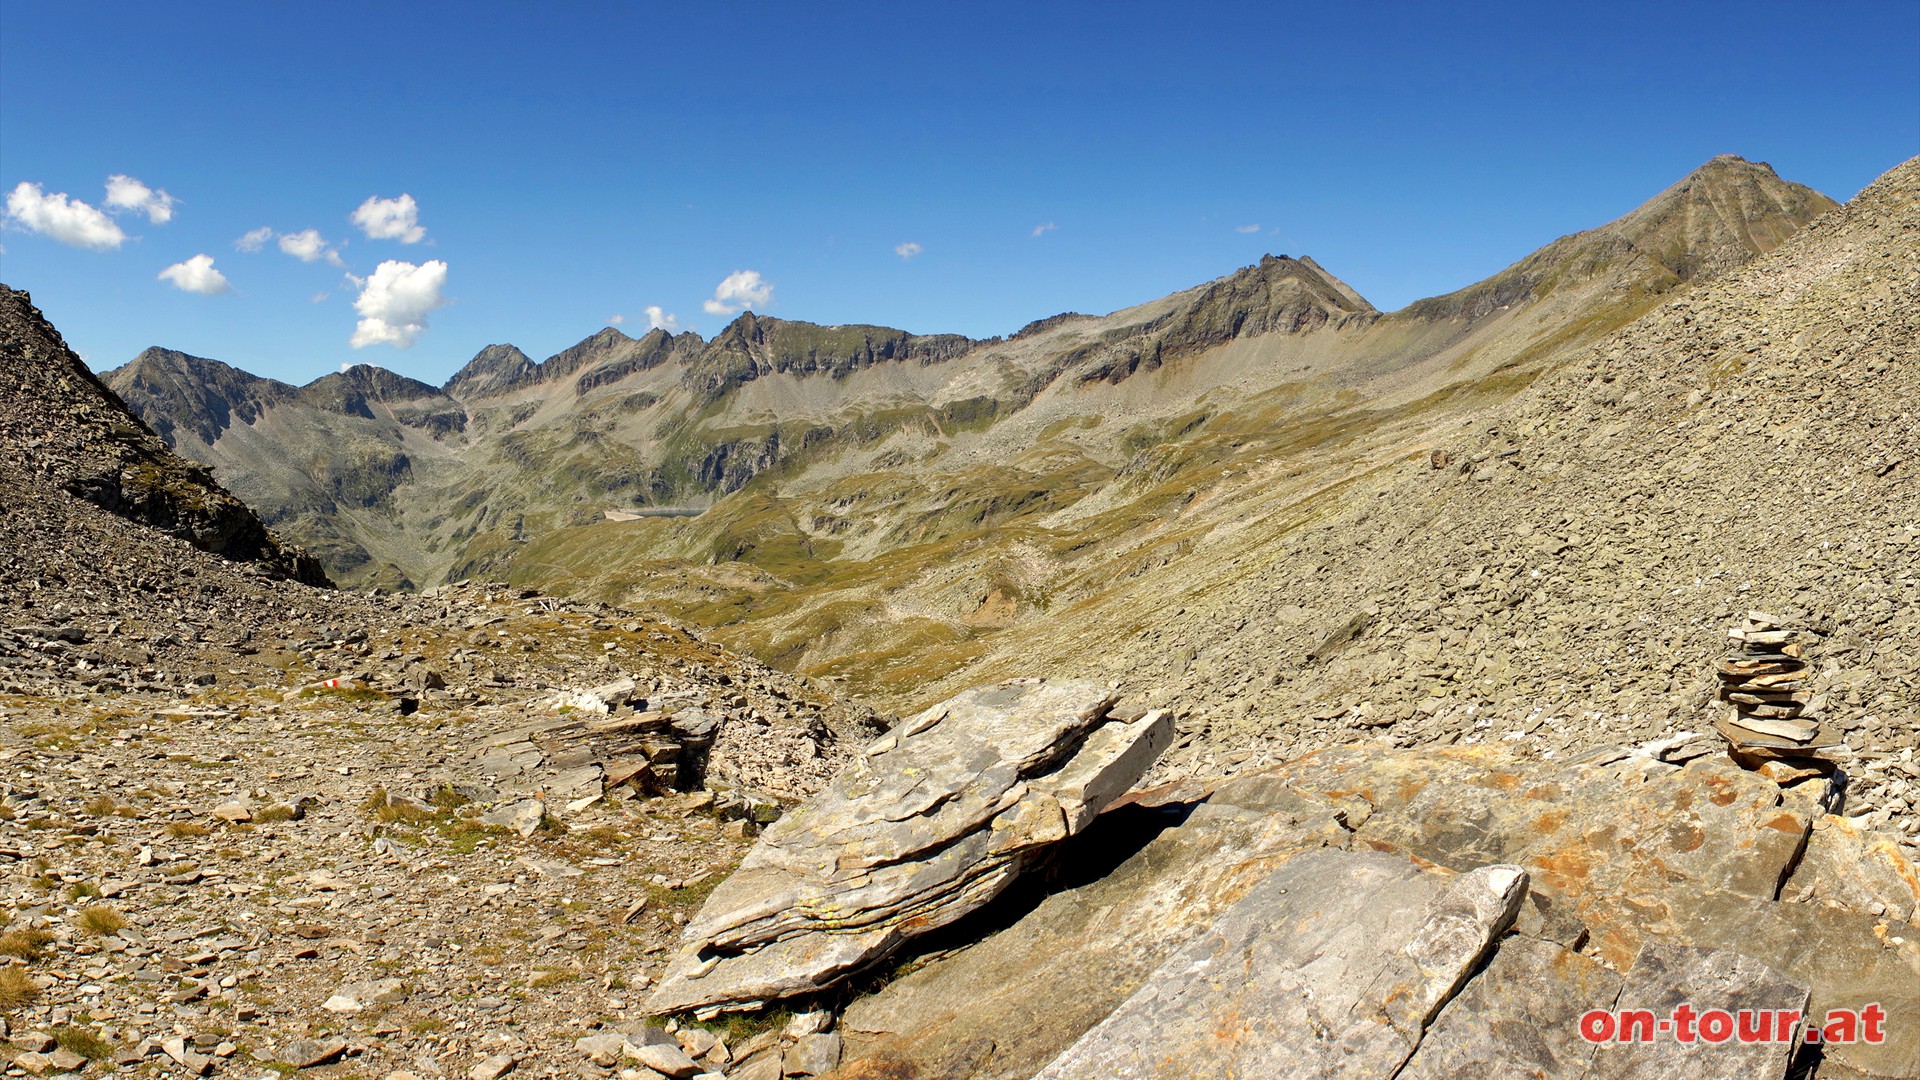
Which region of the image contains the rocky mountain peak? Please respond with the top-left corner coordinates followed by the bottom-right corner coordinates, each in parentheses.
top-left (1605, 153), bottom-right (1835, 282)
top-left (1119, 253), bottom-right (1379, 364)
top-left (689, 313), bottom-right (979, 399)
top-left (443, 343), bottom-right (538, 398)
top-left (109, 347), bottom-right (294, 446)
top-left (1404, 155), bottom-right (1836, 323)
top-left (300, 364), bottom-right (456, 420)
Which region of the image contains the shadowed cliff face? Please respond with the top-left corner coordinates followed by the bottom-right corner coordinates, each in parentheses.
top-left (95, 156), bottom-right (1850, 708)
top-left (0, 285), bottom-right (330, 585)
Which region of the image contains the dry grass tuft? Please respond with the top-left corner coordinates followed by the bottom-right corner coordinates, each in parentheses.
top-left (75, 906), bottom-right (127, 937)
top-left (0, 929), bottom-right (56, 962)
top-left (0, 966), bottom-right (41, 1008)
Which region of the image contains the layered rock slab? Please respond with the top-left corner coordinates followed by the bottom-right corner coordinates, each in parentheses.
top-left (1034, 851), bottom-right (1527, 1078)
top-left (646, 679), bottom-right (1172, 1014)
top-left (836, 778), bottom-right (1358, 1077)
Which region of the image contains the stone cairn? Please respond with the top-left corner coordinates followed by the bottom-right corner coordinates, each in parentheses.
top-left (1714, 611), bottom-right (1839, 765)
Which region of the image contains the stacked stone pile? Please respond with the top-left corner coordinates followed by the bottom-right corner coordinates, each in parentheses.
top-left (1714, 611), bottom-right (1840, 764)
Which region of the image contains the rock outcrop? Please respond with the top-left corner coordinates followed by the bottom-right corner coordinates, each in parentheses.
top-left (836, 740), bottom-right (1920, 1079)
top-left (0, 284), bottom-right (327, 584)
top-left (646, 679), bottom-right (1173, 1015)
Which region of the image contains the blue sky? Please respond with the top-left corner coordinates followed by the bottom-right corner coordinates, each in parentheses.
top-left (2, 1), bottom-right (1915, 386)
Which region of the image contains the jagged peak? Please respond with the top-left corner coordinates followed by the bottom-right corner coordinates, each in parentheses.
top-left (443, 343), bottom-right (537, 397)
top-left (114, 346), bottom-right (297, 394)
top-left (1190, 254), bottom-right (1378, 317)
top-left (305, 363), bottom-right (449, 403)
top-left (1012, 312), bottom-right (1093, 339)
top-left (689, 313), bottom-right (979, 399)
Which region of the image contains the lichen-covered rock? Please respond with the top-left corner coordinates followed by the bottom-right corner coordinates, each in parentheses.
top-left (838, 740), bottom-right (1920, 1079)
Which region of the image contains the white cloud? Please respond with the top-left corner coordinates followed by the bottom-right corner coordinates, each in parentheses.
top-left (895, 241), bottom-right (923, 260)
top-left (350, 193), bottom-right (426, 243)
top-left (104, 175), bottom-right (177, 224)
top-left (235, 226), bottom-right (275, 252)
top-left (606, 314), bottom-right (626, 325)
top-left (4, 182), bottom-right (126, 250)
top-left (701, 269), bottom-right (772, 316)
top-left (157, 254), bottom-right (229, 295)
top-left (1236, 224), bottom-right (1261, 234)
top-left (278, 227), bottom-right (346, 267)
top-left (645, 305), bottom-right (691, 333)
top-left (1031, 221), bottom-right (1057, 237)
top-left (350, 258), bottom-right (448, 348)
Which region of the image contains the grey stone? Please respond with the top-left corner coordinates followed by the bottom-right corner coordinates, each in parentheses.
top-left (574, 1032), bottom-right (628, 1067)
top-left (1398, 934), bottom-right (1620, 1079)
top-left (1034, 851), bottom-right (1526, 1078)
top-left (781, 1032), bottom-right (841, 1077)
top-left (277, 1037), bottom-right (348, 1068)
top-left (324, 977), bottom-right (409, 1012)
top-left (728, 1055), bottom-right (782, 1080)
top-left (670, 708), bottom-right (720, 743)
top-left (630, 1041), bottom-right (700, 1078)
top-left (479, 798), bottom-right (545, 838)
top-left (468, 1054), bottom-right (516, 1080)
top-left (783, 1010), bottom-right (833, 1038)
top-left (645, 680), bottom-right (1169, 1014)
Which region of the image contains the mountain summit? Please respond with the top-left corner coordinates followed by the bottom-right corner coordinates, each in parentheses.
top-left (1410, 154), bottom-right (1832, 321)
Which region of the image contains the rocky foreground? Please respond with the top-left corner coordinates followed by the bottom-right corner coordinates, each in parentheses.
top-left (0, 580), bottom-right (885, 1080)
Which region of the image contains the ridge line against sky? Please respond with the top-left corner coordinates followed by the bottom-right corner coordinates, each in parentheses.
top-left (0, 0), bottom-right (1915, 385)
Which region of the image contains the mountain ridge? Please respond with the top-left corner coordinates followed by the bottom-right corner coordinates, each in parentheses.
top-left (99, 155), bottom-right (1839, 655)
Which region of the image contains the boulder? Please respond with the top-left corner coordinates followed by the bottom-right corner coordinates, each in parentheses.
top-left (644, 679), bottom-right (1173, 1014)
top-left (1033, 852), bottom-right (1526, 1077)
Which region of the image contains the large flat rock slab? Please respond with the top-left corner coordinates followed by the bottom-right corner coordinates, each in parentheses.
top-left (1398, 933), bottom-right (1622, 1079)
top-left (1262, 745), bottom-right (1816, 968)
top-left (838, 778), bottom-right (1357, 1076)
top-left (646, 679), bottom-right (1172, 1014)
top-left (1033, 851), bottom-right (1526, 1079)
top-left (1582, 940), bottom-right (1807, 1080)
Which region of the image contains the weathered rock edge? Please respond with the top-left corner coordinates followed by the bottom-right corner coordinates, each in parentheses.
top-left (645, 678), bottom-right (1173, 1014)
